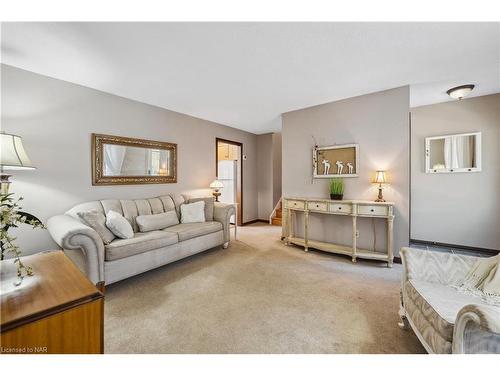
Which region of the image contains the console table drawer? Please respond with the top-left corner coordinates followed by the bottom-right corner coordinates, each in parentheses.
top-left (329, 203), bottom-right (352, 214)
top-left (307, 201), bottom-right (328, 212)
top-left (285, 200), bottom-right (305, 210)
top-left (357, 205), bottom-right (388, 216)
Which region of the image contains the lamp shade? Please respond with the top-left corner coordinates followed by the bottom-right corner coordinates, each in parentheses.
top-left (374, 170), bottom-right (387, 184)
top-left (0, 133), bottom-right (35, 170)
top-left (209, 179), bottom-right (224, 189)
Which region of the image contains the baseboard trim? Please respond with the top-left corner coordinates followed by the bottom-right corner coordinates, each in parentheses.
top-left (242, 219), bottom-right (269, 226)
top-left (410, 239), bottom-right (499, 255)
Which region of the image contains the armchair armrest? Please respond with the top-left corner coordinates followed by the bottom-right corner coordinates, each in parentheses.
top-left (213, 202), bottom-right (235, 244)
top-left (47, 214), bottom-right (105, 284)
top-left (400, 247), bottom-right (476, 286)
top-left (453, 304), bottom-right (500, 353)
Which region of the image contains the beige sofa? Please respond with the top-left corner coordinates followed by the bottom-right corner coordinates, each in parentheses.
top-left (47, 194), bottom-right (234, 287)
top-left (399, 247), bottom-right (500, 354)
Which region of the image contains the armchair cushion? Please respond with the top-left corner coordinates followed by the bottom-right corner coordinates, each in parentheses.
top-left (163, 221), bottom-right (222, 241)
top-left (406, 280), bottom-right (487, 341)
top-left (105, 231), bottom-right (178, 261)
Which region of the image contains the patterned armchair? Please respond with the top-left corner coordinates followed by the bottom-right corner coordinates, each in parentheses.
top-left (399, 247), bottom-right (500, 354)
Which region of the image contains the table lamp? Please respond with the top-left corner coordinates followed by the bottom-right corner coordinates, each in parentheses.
top-left (209, 179), bottom-right (224, 202)
top-left (0, 133), bottom-right (35, 194)
top-left (373, 170), bottom-right (387, 202)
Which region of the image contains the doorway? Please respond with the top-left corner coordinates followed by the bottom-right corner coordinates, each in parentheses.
top-left (216, 138), bottom-right (243, 226)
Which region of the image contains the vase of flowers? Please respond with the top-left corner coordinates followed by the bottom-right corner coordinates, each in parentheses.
top-left (1, 193), bottom-right (45, 285)
top-left (329, 178), bottom-right (344, 200)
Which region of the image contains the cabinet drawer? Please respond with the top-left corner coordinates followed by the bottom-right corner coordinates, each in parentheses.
top-left (357, 205), bottom-right (388, 216)
top-left (285, 200), bottom-right (305, 210)
top-left (329, 203), bottom-right (352, 214)
top-left (307, 201), bottom-right (328, 212)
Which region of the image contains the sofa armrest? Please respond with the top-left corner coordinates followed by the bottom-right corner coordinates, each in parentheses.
top-left (213, 202), bottom-right (235, 244)
top-left (453, 304), bottom-right (500, 354)
top-left (400, 247), bottom-right (477, 286)
top-left (47, 214), bottom-right (105, 284)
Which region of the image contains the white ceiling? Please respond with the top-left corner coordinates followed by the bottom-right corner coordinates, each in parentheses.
top-left (2, 22), bottom-right (499, 134)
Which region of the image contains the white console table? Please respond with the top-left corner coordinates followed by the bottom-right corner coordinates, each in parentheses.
top-left (282, 197), bottom-right (395, 267)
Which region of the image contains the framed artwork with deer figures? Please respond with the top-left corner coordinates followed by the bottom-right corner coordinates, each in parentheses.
top-left (313, 143), bottom-right (359, 178)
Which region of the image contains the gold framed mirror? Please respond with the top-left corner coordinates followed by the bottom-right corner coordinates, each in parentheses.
top-left (92, 133), bottom-right (177, 185)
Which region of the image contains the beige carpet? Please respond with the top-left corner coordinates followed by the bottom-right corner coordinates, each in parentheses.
top-left (104, 223), bottom-right (425, 353)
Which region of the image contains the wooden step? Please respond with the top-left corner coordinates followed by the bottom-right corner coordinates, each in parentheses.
top-left (275, 208), bottom-right (282, 218)
top-left (271, 217), bottom-right (282, 226)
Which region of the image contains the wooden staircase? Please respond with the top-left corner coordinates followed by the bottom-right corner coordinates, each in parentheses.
top-left (270, 201), bottom-right (282, 226)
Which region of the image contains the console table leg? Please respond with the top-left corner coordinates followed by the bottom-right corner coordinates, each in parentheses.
top-left (304, 211), bottom-right (309, 252)
top-left (387, 215), bottom-right (394, 267)
top-left (351, 214), bottom-right (357, 263)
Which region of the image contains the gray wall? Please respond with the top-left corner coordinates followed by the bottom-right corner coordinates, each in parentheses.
top-left (282, 86), bottom-right (410, 255)
top-left (1, 64), bottom-right (259, 254)
top-left (256, 131), bottom-right (283, 220)
top-left (272, 132), bottom-right (282, 208)
top-left (411, 94), bottom-right (500, 250)
top-left (257, 133), bottom-right (273, 220)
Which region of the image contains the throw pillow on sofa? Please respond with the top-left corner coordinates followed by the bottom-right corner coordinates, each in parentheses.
top-left (136, 211), bottom-right (179, 232)
top-left (77, 210), bottom-right (115, 245)
top-left (180, 200), bottom-right (205, 224)
top-left (187, 197), bottom-right (214, 221)
top-left (106, 210), bottom-right (134, 239)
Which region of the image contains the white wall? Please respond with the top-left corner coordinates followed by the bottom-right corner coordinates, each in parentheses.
top-left (411, 94), bottom-right (500, 250)
top-left (282, 86), bottom-right (410, 255)
top-left (1, 64), bottom-right (259, 254)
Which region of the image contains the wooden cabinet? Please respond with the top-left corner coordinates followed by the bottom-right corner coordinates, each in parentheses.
top-left (283, 198), bottom-right (394, 267)
top-left (1, 251), bottom-right (104, 354)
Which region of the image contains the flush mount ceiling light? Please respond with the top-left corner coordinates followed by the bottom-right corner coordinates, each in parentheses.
top-left (446, 84), bottom-right (475, 100)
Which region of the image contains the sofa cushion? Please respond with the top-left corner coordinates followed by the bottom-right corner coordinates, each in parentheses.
top-left (180, 201), bottom-right (206, 224)
top-left (105, 231), bottom-right (178, 261)
top-left (163, 221), bottom-right (223, 241)
top-left (106, 210), bottom-right (134, 239)
top-left (77, 210), bottom-right (116, 245)
top-left (188, 197), bottom-right (215, 221)
top-left (406, 279), bottom-right (490, 342)
top-left (136, 211), bottom-right (179, 232)
top-left (170, 193), bottom-right (186, 218)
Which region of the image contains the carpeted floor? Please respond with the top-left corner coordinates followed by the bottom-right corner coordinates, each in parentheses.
top-left (104, 223), bottom-right (425, 353)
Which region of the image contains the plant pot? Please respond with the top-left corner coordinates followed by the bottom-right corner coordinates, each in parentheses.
top-left (330, 194), bottom-right (343, 200)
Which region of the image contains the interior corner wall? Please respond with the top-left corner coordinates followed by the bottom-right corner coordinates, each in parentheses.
top-left (257, 133), bottom-right (273, 220)
top-left (410, 94), bottom-right (500, 250)
top-left (1, 64), bottom-right (258, 254)
top-left (282, 86), bottom-right (410, 256)
top-left (272, 132), bottom-right (282, 208)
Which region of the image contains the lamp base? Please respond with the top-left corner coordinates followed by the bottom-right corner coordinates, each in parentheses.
top-left (0, 173), bottom-right (12, 195)
top-left (212, 190), bottom-right (221, 202)
top-left (375, 186), bottom-right (385, 202)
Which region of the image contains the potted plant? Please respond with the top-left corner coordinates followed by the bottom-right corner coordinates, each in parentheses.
top-left (1, 193), bottom-right (45, 285)
top-left (329, 178), bottom-right (344, 200)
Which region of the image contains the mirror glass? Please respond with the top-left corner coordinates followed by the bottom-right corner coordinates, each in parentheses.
top-left (452, 134), bottom-right (476, 169)
top-left (426, 132), bottom-right (480, 173)
top-left (103, 144), bottom-right (173, 177)
top-left (428, 138), bottom-right (447, 170)
top-left (92, 133), bottom-right (177, 185)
